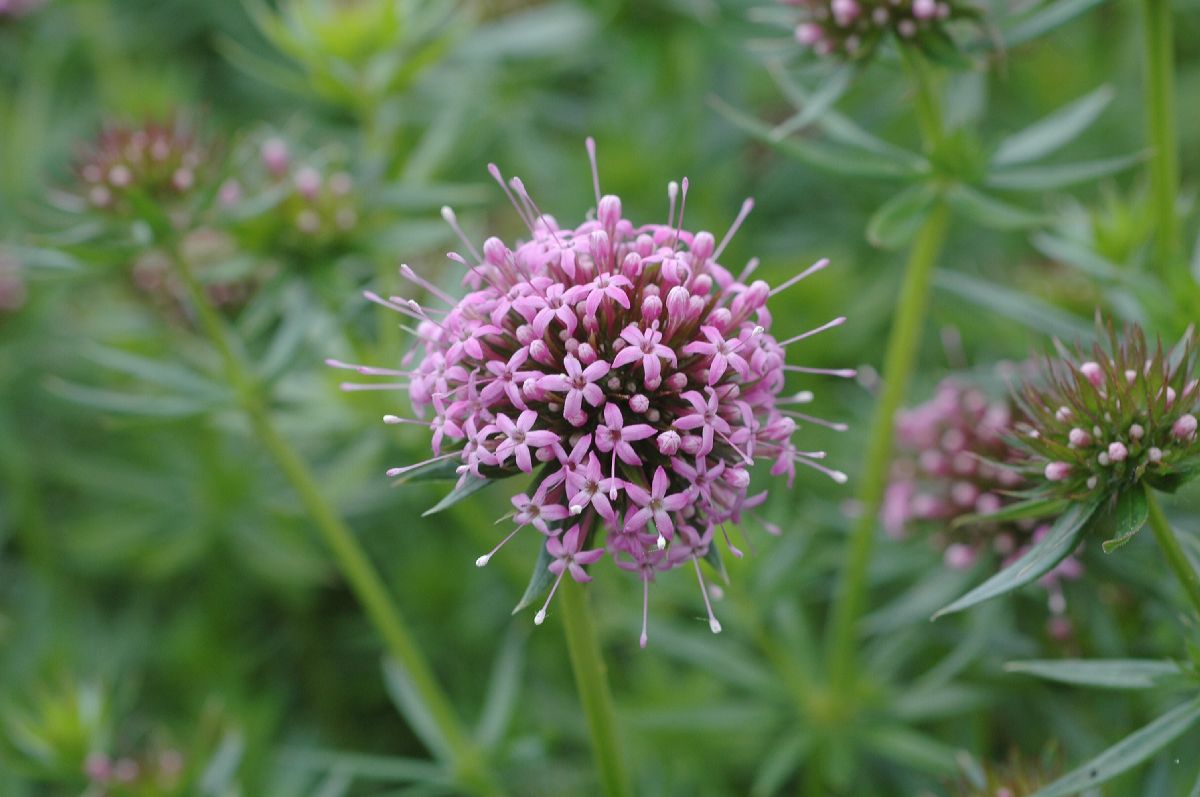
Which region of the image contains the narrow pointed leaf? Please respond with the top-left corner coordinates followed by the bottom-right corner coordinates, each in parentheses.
top-left (393, 457), bottom-right (462, 484)
top-left (475, 629), bottom-right (525, 748)
top-left (1005, 658), bottom-right (1183, 689)
top-left (1103, 486), bottom-right (1148, 553)
top-left (867, 184), bottom-right (938, 250)
top-left (422, 474), bottom-right (492, 517)
top-left (946, 185), bottom-right (1047, 230)
top-left (986, 152), bottom-right (1144, 191)
top-left (993, 85), bottom-right (1114, 167)
top-left (934, 496), bottom-right (1100, 618)
top-left (1030, 698), bottom-right (1200, 797)
top-left (381, 659), bottom-right (452, 763)
top-left (934, 270), bottom-right (1092, 339)
top-left (768, 66), bottom-right (854, 140)
top-left (751, 732), bottom-right (813, 797)
top-left (1031, 232), bottom-right (1124, 281)
top-left (952, 496), bottom-right (1070, 529)
top-left (1003, 0), bottom-right (1107, 47)
top-left (511, 542), bottom-right (554, 614)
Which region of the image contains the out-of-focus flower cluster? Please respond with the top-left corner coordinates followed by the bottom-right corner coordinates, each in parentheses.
top-left (219, 136), bottom-right (360, 257)
top-left (781, 0), bottom-right (974, 60)
top-left (338, 140), bottom-right (852, 645)
top-left (886, 379), bottom-right (1081, 631)
top-left (0, 0), bottom-right (44, 21)
top-left (1019, 325), bottom-right (1199, 499)
top-left (75, 118), bottom-right (214, 215)
top-left (84, 748), bottom-right (186, 797)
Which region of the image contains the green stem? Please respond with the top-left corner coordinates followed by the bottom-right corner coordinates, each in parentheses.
top-left (1141, 0), bottom-right (1182, 277)
top-left (823, 47), bottom-right (947, 693)
top-left (559, 579), bottom-right (632, 797)
top-left (825, 201), bottom-right (951, 688)
top-left (1145, 489), bottom-right (1200, 622)
top-left (169, 243), bottom-right (499, 796)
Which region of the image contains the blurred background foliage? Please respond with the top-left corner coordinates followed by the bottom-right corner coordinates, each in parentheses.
top-left (1, 0), bottom-right (1199, 794)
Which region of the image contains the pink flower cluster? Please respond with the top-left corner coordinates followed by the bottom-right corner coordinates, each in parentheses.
top-left (76, 118), bottom-right (211, 213)
top-left (337, 140), bottom-right (852, 646)
top-left (782, 0), bottom-right (968, 60)
top-left (885, 380), bottom-right (1080, 632)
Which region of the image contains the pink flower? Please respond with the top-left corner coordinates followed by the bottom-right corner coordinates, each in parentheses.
top-left (535, 524), bottom-right (606, 624)
top-left (611, 324), bottom-right (677, 388)
top-left (624, 466), bottom-right (690, 545)
top-left (340, 139), bottom-right (849, 642)
top-left (538, 354), bottom-right (610, 425)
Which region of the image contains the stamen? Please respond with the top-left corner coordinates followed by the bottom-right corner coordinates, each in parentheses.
top-left (794, 455), bottom-right (849, 483)
top-left (535, 568), bottom-right (566, 625)
top-left (671, 177), bottom-right (690, 251)
top-left (692, 556), bottom-right (722, 634)
top-left (782, 365), bottom-right (858, 378)
top-left (439, 207), bottom-right (482, 262)
top-left (326, 359), bottom-right (413, 377)
top-left (585, 137), bottom-right (601, 208)
top-left (721, 525), bottom-right (744, 558)
top-left (487, 163), bottom-right (536, 232)
top-left (476, 526), bottom-right (523, 567)
top-left (399, 263), bottom-right (455, 304)
top-left (385, 451), bottom-right (458, 478)
top-left (340, 382), bottom-right (410, 392)
top-left (713, 198), bottom-right (754, 260)
top-left (382, 415), bottom-right (432, 427)
top-left (666, 181), bottom-right (679, 229)
top-left (510, 176), bottom-right (564, 247)
top-left (736, 257), bottom-right (760, 284)
top-left (779, 316), bottom-right (847, 347)
top-left (781, 410), bottom-right (849, 431)
top-left (780, 391), bottom-right (814, 405)
top-left (640, 575), bottom-right (650, 649)
top-left (769, 258), bottom-right (830, 297)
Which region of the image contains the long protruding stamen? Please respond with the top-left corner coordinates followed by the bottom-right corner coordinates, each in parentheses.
top-left (439, 207), bottom-right (482, 262)
top-left (721, 525), bottom-right (743, 558)
top-left (794, 455), bottom-right (849, 484)
top-left (406, 300), bottom-right (447, 330)
top-left (382, 415), bottom-right (433, 427)
top-left (671, 177), bottom-right (690, 251)
top-left (779, 316), bottom-right (847, 347)
top-left (692, 556), bottom-right (722, 634)
top-left (769, 258), bottom-right (830, 297)
top-left (717, 428), bottom-right (755, 465)
top-left (510, 176), bottom-right (564, 247)
top-left (736, 257), bottom-right (760, 284)
top-left (326, 359), bottom-right (413, 378)
top-left (476, 526), bottom-right (522, 567)
top-left (399, 263), bottom-right (455, 305)
top-left (640, 575), bottom-right (650, 649)
top-left (666, 181), bottom-right (679, 229)
top-left (609, 449), bottom-right (619, 500)
top-left (341, 381), bottom-right (410, 392)
top-left (534, 568), bottom-right (566, 625)
top-left (488, 163), bottom-right (536, 232)
top-left (447, 251), bottom-right (505, 293)
top-left (385, 451), bottom-right (457, 478)
top-left (713, 198), bottom-right (754, 260)
top-left (781, 410), bottom-right (849, 431)
top-left (782, 365), bottom-right (858, 378)
top-left (586, 137), bottom-right (601, 208)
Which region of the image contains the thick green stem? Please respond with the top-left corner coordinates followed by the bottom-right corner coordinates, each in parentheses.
top-left (823, 48), bottom-right (947, 693)
top-left (1141, 0), bottom-right (1182, 277)
top-left (169, 244), bottom-right (498, 796)
top-left (825, 202), bottom-right (950, 688)
top-left (559, 578), bottom-right (632, 797)
top-left (1146, 489), bottom-right (1200, 622)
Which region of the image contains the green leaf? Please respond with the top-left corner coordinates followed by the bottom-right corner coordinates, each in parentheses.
top-left (951, 496), bottom-right (1070, 529)
top-left (1031, 232), bottom-right (1125, 281)
top-left (1030, 697), bottom-right (1200, 797)
top-left (767, 66), bottom-right (854, 141)
top-left (1145, 462), bottom-right (1200, 494)
top-left (1103, 486), bottom-right (1149, 553)
top-left (1005, 658), bottom-right (1184, 689)
top-left (704, 538), bottom-right (729, 584)
top-left (381, 659), bottom-right (452, 763)
top-left (864, 725), bottom-right (959, 776)
top-left (945, 185), bottom-right (1047, 230)
top-left (421, 475), bottom-right (492, 517)
top-left (986, 152), bottom-right (1145, 191)
top-left (867, 184), bottom-right (938, 250)
top-left (46, 378), bottom-right (222, 418)
top-left (934, 270), bottom-right (1093, 339)
top-left (992, 85), bottom-right (1115, 167)
top-left (278, 749), bottom-right (444, 784)
top-left (475, 628), bottom-right (524, 748)
top-left (1003, 0), bottom-right (1108, 47)
top-left (933, 496), bottom-right (1100, 618)
top-left (394, 457), bottom-right (462, 484)
top-left (511, 542), bottom-right (554, 615)
top-left (710, 96), bottom-right (924, 180)
top-left (751, 732), bottom-right (813, 797)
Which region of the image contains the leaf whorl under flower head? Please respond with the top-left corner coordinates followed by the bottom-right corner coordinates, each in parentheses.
top-left (340, 139), bottom-right (852, 644)
top-left (781, 0), bottom-right (977, 62)
top-left (1015, 322), bottom-right (1200, 500)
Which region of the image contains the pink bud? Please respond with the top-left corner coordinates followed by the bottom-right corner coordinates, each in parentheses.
top-left (657, 430), bottom-right (681, 455)
top-left (1173, 414), bottom-right (1197, 440)
top-left (1079, 361), bottom-right (1104, 387)
top-left (483, 237), bottom-right (508, 266)
top-left (690, 231), bottom-right (715, 263)
top-left (577, 342), bottom-right (597, 365)
top-left (261, 137), bottom-right (290, 176)
top-left (642, 294), bottom-right (663, 323)
top-left (912, 0), bottom-right (937, 18)
top-left (1107, 441), bottom-right (1128, 462)
top-left (598, 194), bottom-right (622, 230)
top-left (294, 166), bottom-right (321, 200)
top-left (796, 22), bottom-right (823, 45)
top-left (681, 435), bottom-right (703, 455)
top-left (1044, 461), bottom-right (1071, 481)
top-left (944, 544), bottom-right (976, 570)
top-left (1068, 428), bottom-right (1091, 447)
top-left (630, 394), bottom-right (650, 413)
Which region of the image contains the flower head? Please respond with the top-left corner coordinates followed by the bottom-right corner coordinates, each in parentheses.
top-left (0, 0), bottom-right (45, 21)
top-left (1014, 324), bottom-right (1200, 499)
top-left (339, 139), bottom-right (852, 644)
top-left (75, 116), bottom-right (214, 214)
top-left (781, 0), bottom-right (976, 61)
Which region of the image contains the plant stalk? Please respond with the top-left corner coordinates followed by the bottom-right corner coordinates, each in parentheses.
top-left (823, 49), bottom-right (948, 692)
top-left (1141, 0), bottom-right (1182, 278)
top-left (169, 243), bottom-right (499, 796)
top-left (825, 201), bottom-right (951, 688)
top-left (1145, 489), bottom-right (1200, 622)
top-left (559, 578), bottom-right (632, 797)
